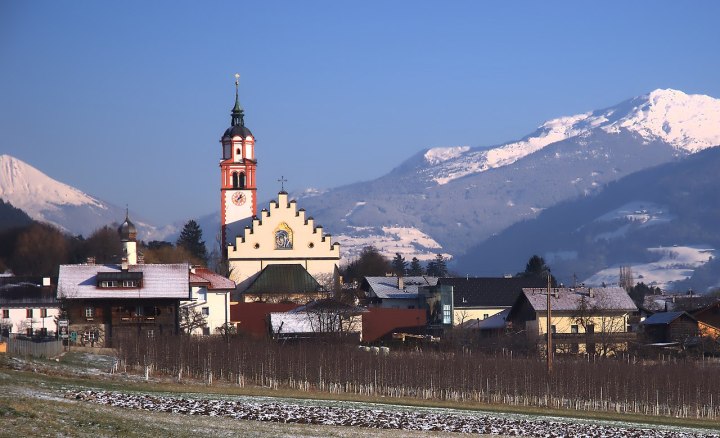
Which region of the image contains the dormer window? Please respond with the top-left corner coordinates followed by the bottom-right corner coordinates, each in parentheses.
top-left (97, 272), bottom-right (142, 288)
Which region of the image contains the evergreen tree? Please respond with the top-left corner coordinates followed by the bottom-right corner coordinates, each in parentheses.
top-left (426, 253), bottom-right (448, 277)
top-left (341, 246), bottom-right (391, 283)
top-left (176, 220), bottom-right (208, 265)
top-left (408, 257), bottom-right (424, 276)
top-left (391, 253), bottom-right (407, 276)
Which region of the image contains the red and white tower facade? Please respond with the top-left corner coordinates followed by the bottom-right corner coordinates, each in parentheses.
top-left (220, 74), bottom-right (257, 247)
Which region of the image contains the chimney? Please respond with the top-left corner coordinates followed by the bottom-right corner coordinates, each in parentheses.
top-left (588, 288), bottom-right (594, 298)
top-left (42, 277), bottom-right (51, 287)
top-left (398, 276), bottom-right (404, 290)
top-left (121, 257), bottom-right (128, 272)
top-left (86, 256), bottom-right (96, 265)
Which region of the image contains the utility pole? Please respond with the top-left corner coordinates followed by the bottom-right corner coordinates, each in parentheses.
top-left (546, 270), bottom-right (553, 374)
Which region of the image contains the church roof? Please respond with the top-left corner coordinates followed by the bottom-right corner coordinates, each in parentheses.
top-left (223, 124), bottom-right (253, 139)
top-left (244, 264), bottom-right (322, 295)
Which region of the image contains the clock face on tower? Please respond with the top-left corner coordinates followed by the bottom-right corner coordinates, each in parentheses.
top-left (232, 192), bottom-right (247, 206)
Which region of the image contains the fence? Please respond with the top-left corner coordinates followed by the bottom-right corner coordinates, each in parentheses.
top-left (1, 335), bottom-right (63, 358)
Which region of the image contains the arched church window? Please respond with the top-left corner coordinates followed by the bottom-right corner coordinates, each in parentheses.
top-left (239, 172), bottom-right (246, 189)
top-left (274, 223), bottom-right (293, 250)
top-left (232, 172), bottom-right (239, 188)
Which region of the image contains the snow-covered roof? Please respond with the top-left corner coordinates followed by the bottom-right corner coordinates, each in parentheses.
top-left (58, 263), bottom-right (190, 299)
top-left (363, 276), bottom-right (438, 300)
top-left (521, 287), bottom-right (637, 313)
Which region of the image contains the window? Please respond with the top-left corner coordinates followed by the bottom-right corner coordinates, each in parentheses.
top-left (84, 330), bottom-right (96, 342)
top-left (442, 304), bottom-right (452, 325)
top-left (26, 328), bottom-right (33, 336)
top-left (147, 329), bottom-right (154, 339)
top-left (122, 280), bottom-right (138, 287)
top-left (135, 306), bottom-right (144, 317)
top-left (40, 308), bottom-right (48, 318)
top-left (550, 325), bottom-right (556, 334)
top-left (239, 172), bottom-right (246, 189)
top-left (40, 327), bottom-right (48, 336)
top-left (202, 327), bottom-right (211, 336)
top-left (571, 325), bottom-right (579, 334)
top-left (586, 324), bottom-right (595, 334)
top-left (232, 172), bottom-right (238, 188)
top-left (26, 308), bottom-right (33, 318)
top-left (2, 309), bottom-right (9, 319)
top-left (483, 314), bottom-right (489, 320)
top-left (201, 307), bottom-right (209, 316)
top-left (85, 307), bottom-right (95, 318)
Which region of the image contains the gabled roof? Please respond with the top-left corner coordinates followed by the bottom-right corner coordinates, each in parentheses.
top-left (521, 287), bottom-right (637, 313)
top-left (439, 277), bottom-right (546, 308)
top-left (363, 276), bottom-right (438, 300)
top-left (190, 268), bottom-right (235, 290)
top-left (642, 311), bottom-right (697, 325)
top-left (57, 263), bottom-right (190, 300)
top-left (244, 264), bottom-right (322, 295)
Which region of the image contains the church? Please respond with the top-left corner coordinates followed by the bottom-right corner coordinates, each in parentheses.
top-left (219, 76), bottom-right (341, 307)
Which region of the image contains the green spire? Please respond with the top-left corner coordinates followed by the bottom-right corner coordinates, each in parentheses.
top-left (231, 73), bottom-right (244, 127)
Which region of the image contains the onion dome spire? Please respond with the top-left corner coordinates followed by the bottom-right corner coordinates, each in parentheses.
top-left (118, 207), bottom-right (137, 242)
top-left (231, 73), bottom-right (244, 127)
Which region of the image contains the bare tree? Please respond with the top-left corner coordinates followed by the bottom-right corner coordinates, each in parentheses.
top-left (574, 292), bottom-right (630, 357)
top-left (179, 306), bottom-right (208, 335)
top-left (304, 299), bottom-right (364, 339)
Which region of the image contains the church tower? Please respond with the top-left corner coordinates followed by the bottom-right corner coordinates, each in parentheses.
top-left (220, 74), bottom-right (257, 247)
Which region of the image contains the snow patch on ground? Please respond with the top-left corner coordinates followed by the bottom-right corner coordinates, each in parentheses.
top-left (423, 146), bottom-right (470, 164)
top-left (583, 245), bottom-right (716, 290)
top-left (336, 226), bottom-right (448, 263)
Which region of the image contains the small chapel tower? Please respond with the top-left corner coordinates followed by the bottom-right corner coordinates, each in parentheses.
top-left (220, 74), bottom-right (257, 246)
top-left (118, 211), bottom-right (137, 265)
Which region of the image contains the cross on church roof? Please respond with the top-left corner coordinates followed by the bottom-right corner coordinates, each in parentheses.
top-left (278, 176), bottom-right (288, 192)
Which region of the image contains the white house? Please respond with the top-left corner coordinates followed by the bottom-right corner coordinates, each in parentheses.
top-left (185, 267), bottom-right (236, 335)
top-left (0, 277), bottom-right (60, 338)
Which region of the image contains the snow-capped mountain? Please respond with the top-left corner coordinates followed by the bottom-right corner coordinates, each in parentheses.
top-left (0, 154), bottom-right (174, 240)
top-left (421, 89), bottom-right (720, 185)
top-left (295, 89), bottom-right (720, 264)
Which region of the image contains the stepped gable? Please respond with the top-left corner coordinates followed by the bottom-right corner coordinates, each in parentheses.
top-left (227, 191), bottom-right (340, 257)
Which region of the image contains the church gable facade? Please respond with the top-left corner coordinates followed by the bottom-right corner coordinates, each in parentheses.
top-left (227, 191), bottom-right (340, 295)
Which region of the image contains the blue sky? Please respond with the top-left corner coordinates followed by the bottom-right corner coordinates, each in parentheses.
top-left (1, 1), bottom-right (719, 225)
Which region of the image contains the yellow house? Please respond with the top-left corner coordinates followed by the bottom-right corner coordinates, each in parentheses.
top-left (507, 287), bottom-right (638, 356)
top-left (437, 277), bottom-right (545, 326)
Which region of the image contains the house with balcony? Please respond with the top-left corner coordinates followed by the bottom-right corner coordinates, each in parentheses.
top-left (56, 214), bottom-right (190, 347)
top-left (184, 267), bottom-right (236, 335)
top-left (507, 286), bottom-right (638, 355)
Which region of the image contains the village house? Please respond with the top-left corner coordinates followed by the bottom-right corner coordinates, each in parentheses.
top-left (361, 276), bottom-right (438, 309)
top-left (57, 214), bottom-right (190, 347)
top-left (0, 276), bottom-right (60, 338)
top-left (507, 286), bottom-right (637, 355)
top-left (437, 276), bottom-right (546, 325)
top-left (183, 267), bottom-right (236, 335)
top-left (641, 311), bottom-right (700, 345)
